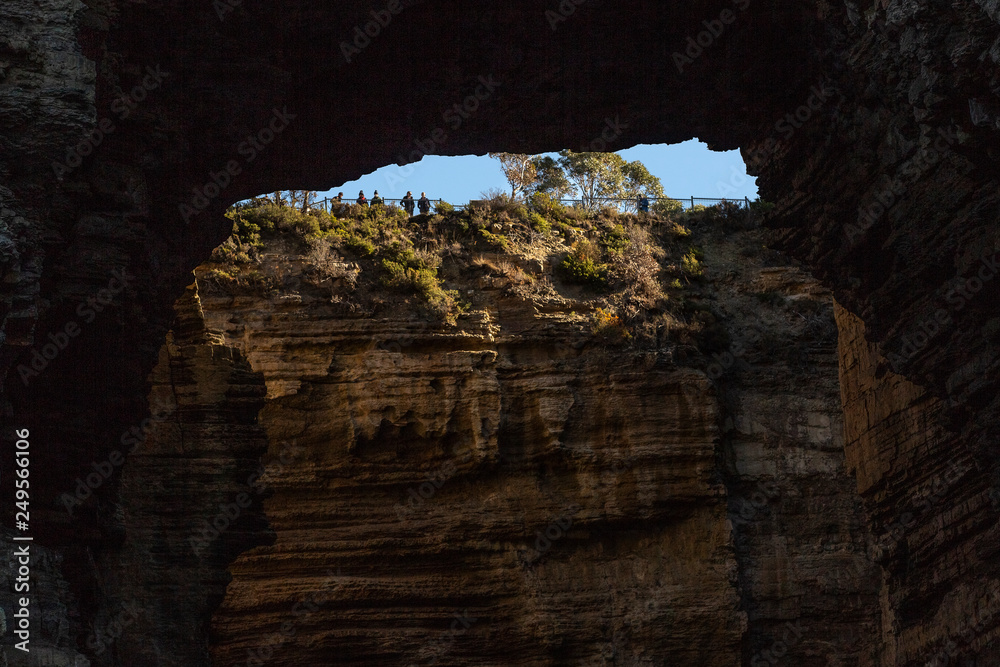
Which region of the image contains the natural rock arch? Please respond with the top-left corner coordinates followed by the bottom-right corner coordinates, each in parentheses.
top-left (2, 0), bottom-right (999, 664)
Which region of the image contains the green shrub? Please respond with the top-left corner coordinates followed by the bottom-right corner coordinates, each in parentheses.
top-left (477, 228), bottom-right (513, 252)
top-left (681, 247), bottom-right (704, 277)
top-left (528, 192), bottom-right (567, 219)
top-left (558, 239), bottom-right (609, 288)
top-left (379, 259), bottom-right (457, 321)
top-left (600, 224), bottom-right (630, 255)
top-left (435, 201), bottom-right (455, 214)
top-left (653, 198), bottom-right (683, 216)
top-left (529, 212), bottom-right (551, 234)
top-left (344, 234), bottom-right (376, 258)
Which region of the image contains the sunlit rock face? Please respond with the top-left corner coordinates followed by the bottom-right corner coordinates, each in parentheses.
top-left (99, 222), bottom-right (873, 666)
top-left (1, 0), bottom-right (999, 664)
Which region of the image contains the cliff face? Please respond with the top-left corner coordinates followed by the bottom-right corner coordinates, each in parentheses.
top-left (836, 304), bottom-right (1000, 666)
top-left (3, 0), bottom-right (1000, 664)
top-left (97, 207), bottom-right (878, 666)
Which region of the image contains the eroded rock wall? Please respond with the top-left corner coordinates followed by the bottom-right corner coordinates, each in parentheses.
top-left (124, 219), bottom-right (877, 667)
top-left (2, 0), bottom-right (1000, 664)
top-left (836, 303), bottom-right (1000, 666)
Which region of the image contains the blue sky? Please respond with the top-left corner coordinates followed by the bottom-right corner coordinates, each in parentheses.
top-left (318, 140), bottom-right (758, 205)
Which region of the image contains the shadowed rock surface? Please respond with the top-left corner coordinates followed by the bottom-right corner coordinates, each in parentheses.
top-left (1, 0), bottom-right (999, 664)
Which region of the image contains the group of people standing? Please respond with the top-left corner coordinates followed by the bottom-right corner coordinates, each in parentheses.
top-left (332, 190), bottom-right (432, 216)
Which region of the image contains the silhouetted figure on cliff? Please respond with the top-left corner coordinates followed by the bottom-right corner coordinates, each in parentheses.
top-left (402, 191), bottom-right (415, 215)
top-left (418, 192), bottom-right (431, 215)
top-left (372, 190), bottom-right (384, 207)
top-left (357, 191), bottom-right (368, 206)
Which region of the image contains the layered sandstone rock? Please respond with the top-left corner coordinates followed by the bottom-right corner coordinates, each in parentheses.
top-left (112, 217), bottom-right (875, 666)
top-left (3, 0), bottom-right (1000, 664)
top-left (836, 304), bottom-right (1000, 667)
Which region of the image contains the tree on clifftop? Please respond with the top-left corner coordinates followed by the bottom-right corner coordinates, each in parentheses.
top-left (489, 153), bottom-right (537, 200)
top-left (493, 151), bottom-right (665, 211)
top-left (529, 155), bottom-right (574, 200)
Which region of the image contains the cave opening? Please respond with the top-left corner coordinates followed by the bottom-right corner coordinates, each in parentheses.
top-left (6, 0), bottom-right (1000, 663)
top-left (133, 141), bottom-right (880, 667)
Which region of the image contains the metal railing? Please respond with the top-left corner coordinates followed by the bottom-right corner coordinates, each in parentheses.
top-left (312, 197), bottom-right (443, 212)
top-left (308, 195), bottom-right (751, 214)
top-left (548, 196), bottom-right (752, 211)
